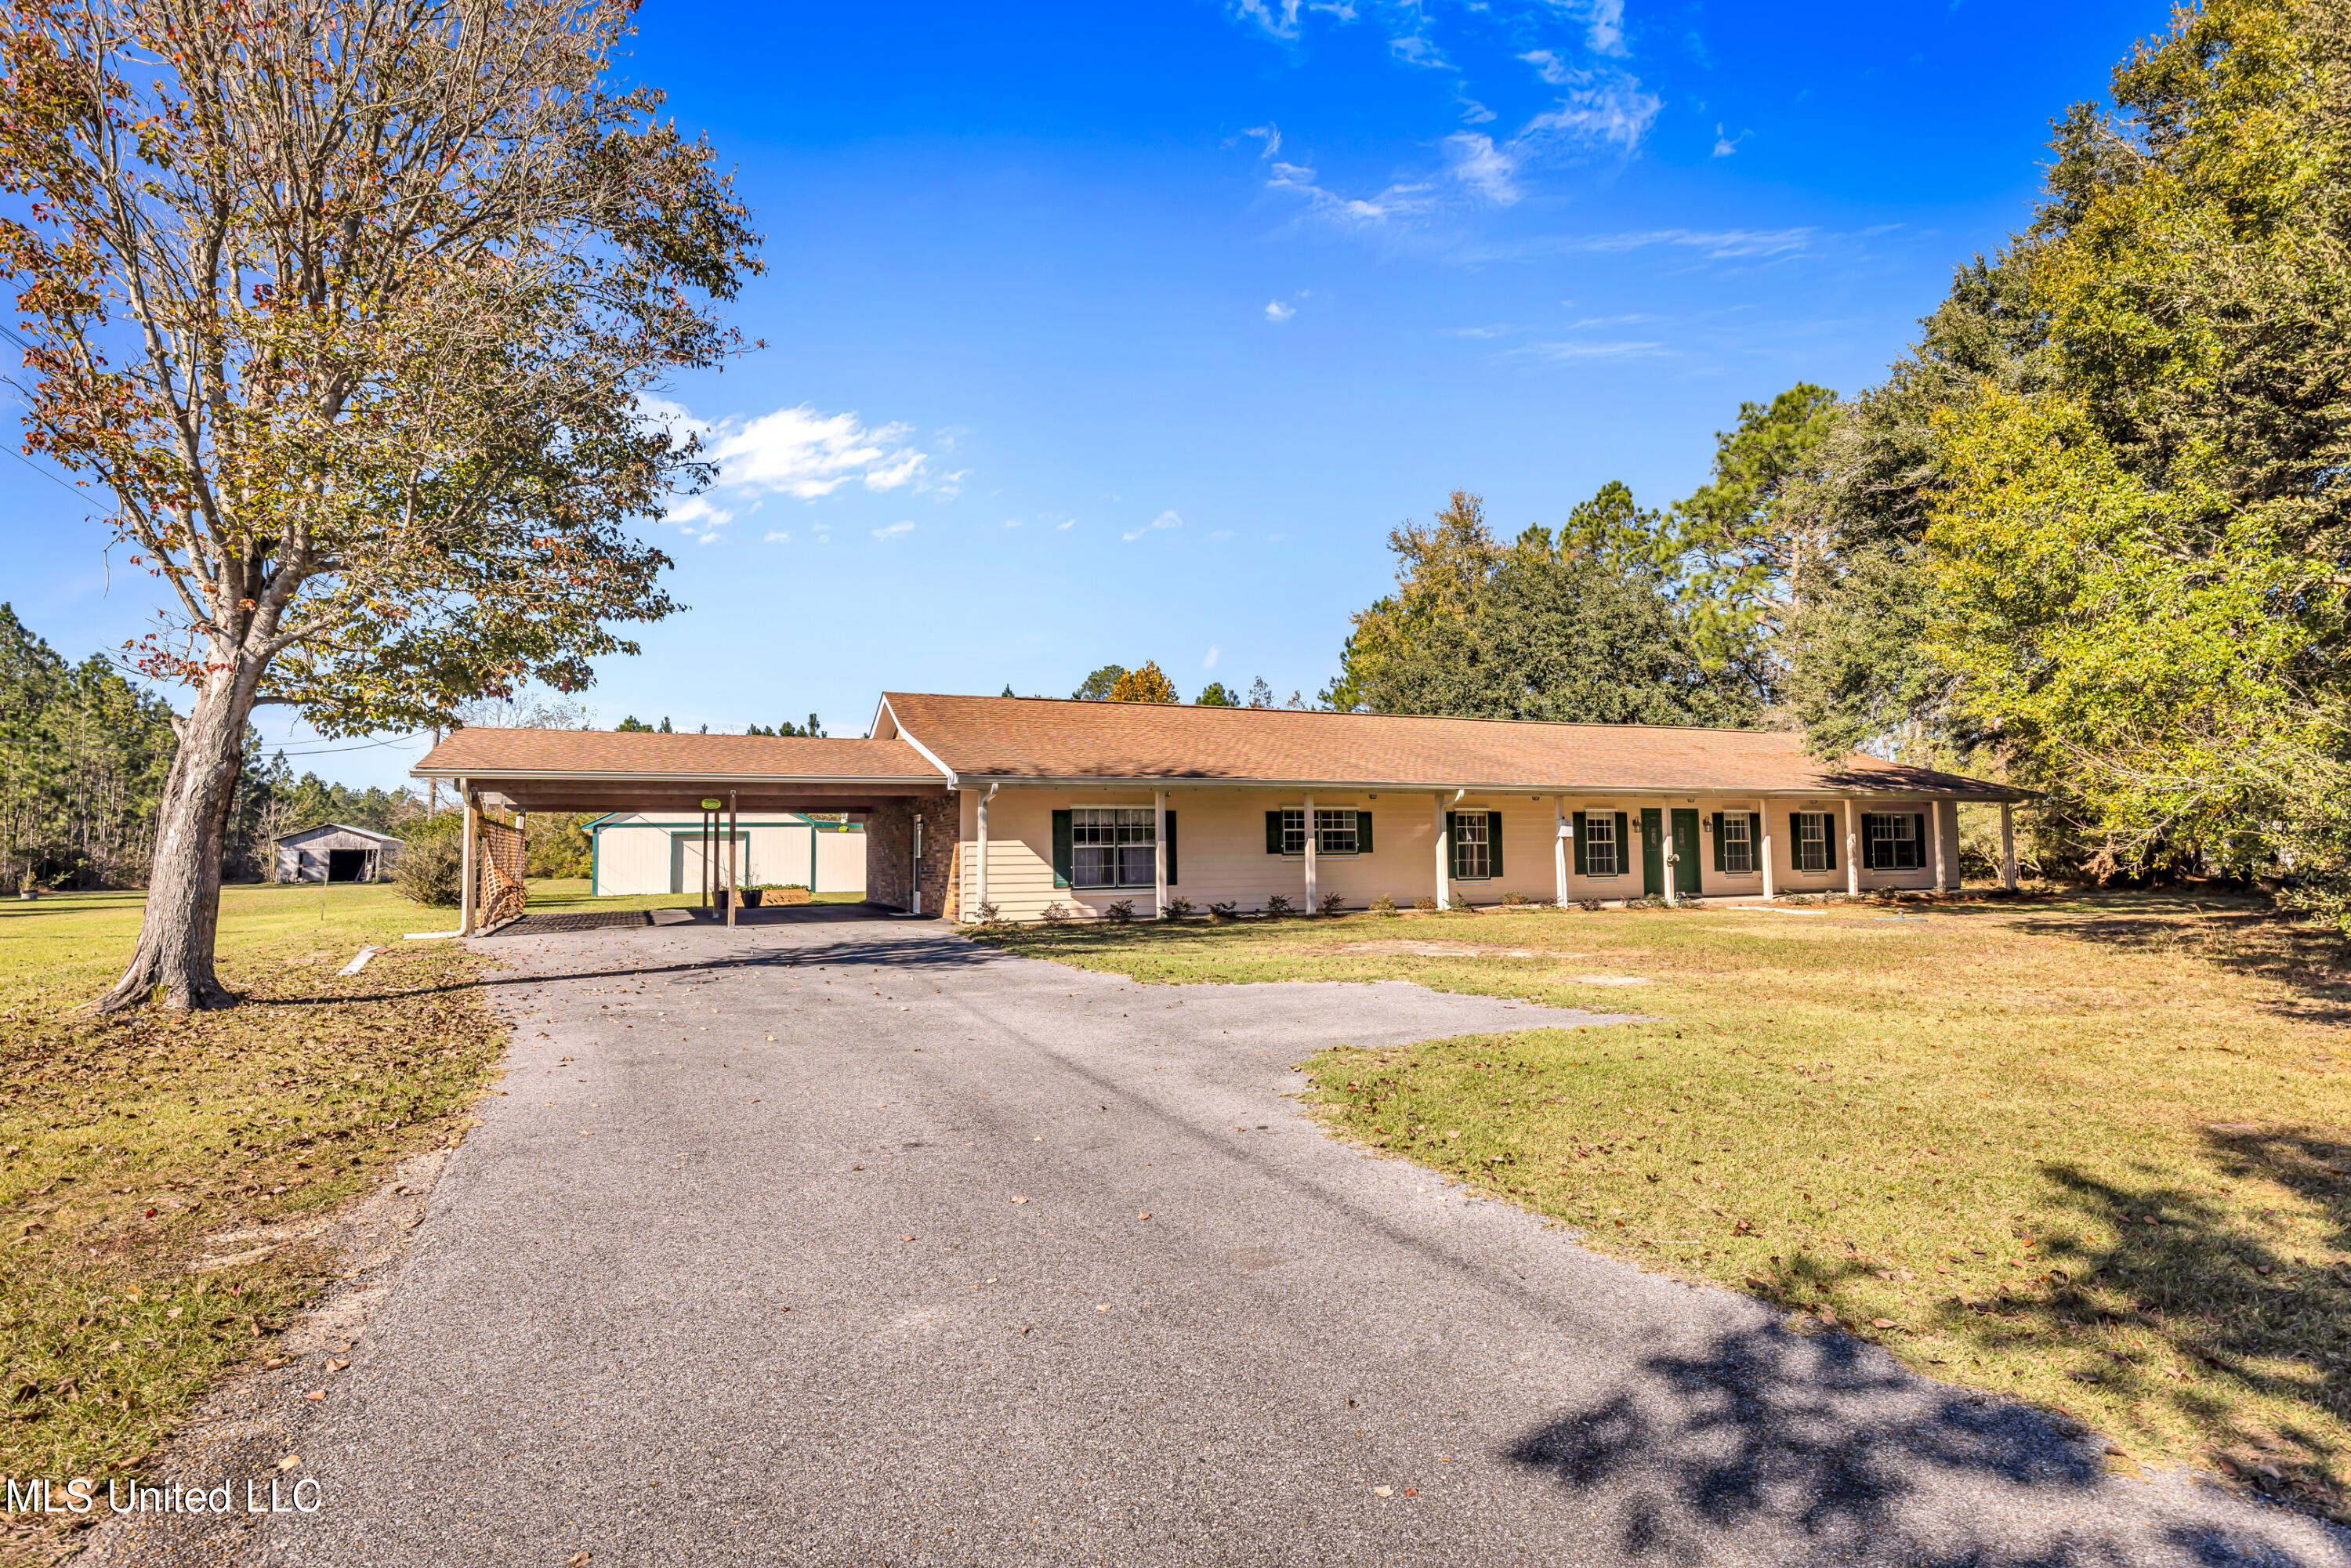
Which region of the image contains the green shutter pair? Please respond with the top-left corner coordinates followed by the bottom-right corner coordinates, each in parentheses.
top-left (1711, 812), bottom-right (1766, 874)
top-left (1049, 809), bottom-right (1178, 888)
top-left (1444, 811), bottom-right (1502, 878)
top-left (1568, 811), bottom-right (1629, 876)
top-left (1785, 812), bottom-right (1836, 872)
top-left (1261, 809), bottom-right (1375, 853)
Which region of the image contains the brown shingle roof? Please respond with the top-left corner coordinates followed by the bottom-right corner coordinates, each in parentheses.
top-left (414, 729), bottom-right (935, 780)
top-left (881, 692), bottom-right (2021, 799)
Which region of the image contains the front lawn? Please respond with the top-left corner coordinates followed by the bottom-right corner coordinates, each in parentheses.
top-left (0, 883), bottom-right (507, 1536)
top-left (980, 890), bottom-right (2351, 1519)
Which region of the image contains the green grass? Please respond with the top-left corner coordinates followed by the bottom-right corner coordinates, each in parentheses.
top-left (980, 889), bottom-right (2351, 1519)
top-left (0, 882), bottom-right (507, 1518)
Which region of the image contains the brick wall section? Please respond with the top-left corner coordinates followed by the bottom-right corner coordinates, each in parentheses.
top-left (863, 794), bottom-right (956, 915)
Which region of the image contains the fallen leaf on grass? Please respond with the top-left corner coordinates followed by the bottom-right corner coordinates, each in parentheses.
top-left (1137, 1212), bottom-right (1152, 1220)
top-left (569, 1555), bottom-right (592, 1567)
top-left (1009, 1196), bottom-right (1028, 1204)
top-left (276, 1455), bottom-right (300, 1472)
top-left (1374, 1487), bottom-right (1393, 1497)
top-left (302, 1389), bottom-right (325, 1401)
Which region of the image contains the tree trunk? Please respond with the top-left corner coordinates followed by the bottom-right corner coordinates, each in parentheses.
top-left (92, 670), bottom-right (250, 1012)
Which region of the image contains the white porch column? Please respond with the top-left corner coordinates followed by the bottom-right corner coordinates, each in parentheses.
top-left (458, 782), bottom-right (477, 936)
top-left (1662, 807), bottom-right (1679, 905)
top-left (1930, 803), bottom-right (1948, 891)
top-left (1154, 788), bottom-right (1168, 918)
top-left (1302, 792), bottom-right (1318, 914)
top-left (1759, 806), bottom-right (1777, 901)
top-left (1553, 796), bottom-right (1570, 907)
top-left (1843, 798), bottom-right (1859, 896)
top-left (2001, 802), bottom-right (2017, 890)
top-left (976, 784), bottom-right (997, 918)
top-left (1433, 794), bottom-right (1451, 911)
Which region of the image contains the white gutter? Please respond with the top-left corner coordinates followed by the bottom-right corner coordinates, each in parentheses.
top-left (943, 776), bottom-right (2028, 802)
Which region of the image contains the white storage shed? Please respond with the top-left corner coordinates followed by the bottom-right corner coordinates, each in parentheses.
top-left (587, 811), bottom-right (867, 897)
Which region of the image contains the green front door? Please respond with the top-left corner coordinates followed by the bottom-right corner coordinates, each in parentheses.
top-left (1641, 808), bottom-right (1665, 896)
top-left (1672, 807), bottom-right (1703, 897)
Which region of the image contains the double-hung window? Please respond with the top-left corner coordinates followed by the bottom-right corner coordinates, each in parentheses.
top-left (1585, 814), bottom-right (1619, 876)
top-left (1281, 807), bottom-right (1360, 856)
top-left (1865, 813), bottom-right (1922, 870)
top-left (1721, 814), bottom-right (1753, 875)
top-left (1795, 812), bottom-right (1829, 873)
top-left (1453, 812), bottom-right (1492, 879)
top-left (1071, 807), bottom-right (1155, 888)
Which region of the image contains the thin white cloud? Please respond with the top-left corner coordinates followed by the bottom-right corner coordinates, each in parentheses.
top-left (872, 521), bottom-right (915, 541)
top-left (1522, 75), bottom-right (1661, 151)
top-left (763, 530), bottom-right (792, 543)
top-left (1122, 509), bottom-right (1183, 542)
top-left (1443, 132), bottom-right (1520, 205)
top-left (1265, 299), bottom-right (1296, 323)
top-left (1002, 517), bottom-right (1023, 528)
top-left (1204, 645), bottom-right (1221, 669)
top-left (1712, 125), bottom-right (1746, 158)
top-left (1581, 0), bottom-right (1627, 56)
top-left (1244, 123), bottom-right (1282, 158)
top-left (705, 404), bottom-right (929, 500)
top-left (1501, 339), bottom-right (1668, 363)
top-left (1519, 48), bottom-right (1572, 85)
top-left (1266, 160), bottom-right (1436, 227)
top-left (1056, 520), bottom-right (1075, 531)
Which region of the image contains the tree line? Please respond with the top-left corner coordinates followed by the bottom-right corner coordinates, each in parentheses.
top-left (1083, 2), bottom-right (2348, 904)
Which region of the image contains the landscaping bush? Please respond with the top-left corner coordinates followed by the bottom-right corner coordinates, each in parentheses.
top-left (1207, 901), bottom-right (1238, 921)
top-left (1164, 896), bottom-right (1196, 919)
top-left (1262, 893), bottom-right (1294, 918)
top-left (1369, 894), bottom-right (1398, 917)
top-left (1105, 900), bottom-right (1136, 923)
top-left (1414, 895), bottom-right (1437, 911)
top-left (1040, 901), bottom-right (1071, 924)
top-left (1320, 893), bottom-right (1346, 917)
top-left (393, 811), bottom-right (462, 907)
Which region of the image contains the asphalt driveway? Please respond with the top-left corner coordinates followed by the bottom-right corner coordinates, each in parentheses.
top-left (212, 917), bottom-right (2349, 1564)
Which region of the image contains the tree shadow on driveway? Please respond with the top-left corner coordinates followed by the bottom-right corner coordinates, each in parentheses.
top-left (1503, 1321), bottom-right (2343, 1566)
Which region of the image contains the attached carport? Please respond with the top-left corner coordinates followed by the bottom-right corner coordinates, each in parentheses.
top-left (411, 730), bottom-right (955, 934)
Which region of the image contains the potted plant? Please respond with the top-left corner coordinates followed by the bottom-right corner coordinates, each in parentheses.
top-left (738, 885), bottom-right (764, 908)
top-left (16, 870), bottom-right (34, 902)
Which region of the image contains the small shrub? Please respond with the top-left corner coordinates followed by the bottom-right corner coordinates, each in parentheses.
top-left (1040, 901), bottom-right (1071, 925)
top-left (1501, 889), bottom-right (1530, 907)
top-left (1369, 894), bottom-right (1399, 917)
top-left (973, 900), bottom-right (1002, 925)
top-left (1263, 893), bottom-right (1294, 918)
top-left (1105, 899), bottom-right (1137, 923)
top-left (1320, 893), bottom-right (1346, 917)
top-left (1413, 895), bottom-right (1438, 912)
top-left (1163, 896), bottom-right (1196, 919)
top-left (1207, 901), bottom-right (1239, 921)
top-left (393, 811), bottom-right (462, 907)
top-left (1574, 896), bottom-right (1605, 912)
top-left (1639, 893), bottom-right (1671, 910)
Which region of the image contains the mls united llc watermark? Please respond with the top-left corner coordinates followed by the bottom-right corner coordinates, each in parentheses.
top-left (4, 1476), bottom-right (323, 1516)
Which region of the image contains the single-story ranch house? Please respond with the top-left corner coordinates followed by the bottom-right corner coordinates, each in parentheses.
top-left (415, 693), bottom-right (2025, 930)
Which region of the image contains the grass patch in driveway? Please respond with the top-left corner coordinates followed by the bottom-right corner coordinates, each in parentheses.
top-left (980, 890), bottom-right (2351, 1519)
top-left (0, 883), bottom-right (506, 1540)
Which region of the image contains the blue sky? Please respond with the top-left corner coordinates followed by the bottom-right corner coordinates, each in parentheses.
top-left (4, 0), bottom-right (2166, 789)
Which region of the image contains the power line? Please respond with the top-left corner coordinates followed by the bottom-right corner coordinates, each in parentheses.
top-left (2, 442), bottom-right (84, 500)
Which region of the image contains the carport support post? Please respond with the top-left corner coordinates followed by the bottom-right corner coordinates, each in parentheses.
top-left (1153, 788), bottom-right (1168, 918)
top-left (1302, 792), bottom-right (1317, 914)
top-left (458, 781), bottom-right (476, 936)
top-left (1433, 794), bottom-right (1450, 912)
top-left (726, 793), bottom-right (738, 928)
top-left (1844, 798), bottom-right (1860, 897)
top-left (1552, 797), bottom-right (1569, 907)
top-left (2001, 802), bottom-right (2018, 890)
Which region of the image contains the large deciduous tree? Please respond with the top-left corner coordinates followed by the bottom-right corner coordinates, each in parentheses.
top-left (0, 0), bottom-right (759, 1008)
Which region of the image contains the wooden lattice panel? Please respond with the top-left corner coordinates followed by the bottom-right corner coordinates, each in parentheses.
top-left (477, 816), bottom-right (527, 929)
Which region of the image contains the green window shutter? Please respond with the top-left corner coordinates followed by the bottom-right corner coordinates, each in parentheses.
top-left (1750, 815), bottom-right (1765, 873)
top-left (1914, 812), bottom-right (1929, 871)
top-left (1266, 810), bottom-right (1283, 854)
top-left (1790, 813), bottom-right (1803, 872)
top-left (1572, 813), bottom-right (1588, 876)
top-left (1487, 812), bottom-right (1503, 878)
top-left (1614, 813), bottom-right (1630, 875)
top-left (1051, 809), bottom-right (1073, 888)
top-left (1445, 811), bottom-right (1460, 878)
top-left (1712, 813), bottom-right (1725, 875)
top-left (1357, 809), bottom-right (1374, 853)
top-left (1860, 813), bottom-right (1875, 870)
top-left (1823, 813), bottom-right (1837, 871)
top-left (1165, 811), bottom-right (1178, 885)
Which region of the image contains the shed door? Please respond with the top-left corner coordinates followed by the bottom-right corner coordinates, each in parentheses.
top-left (326, 849), bottom-right (366, 882)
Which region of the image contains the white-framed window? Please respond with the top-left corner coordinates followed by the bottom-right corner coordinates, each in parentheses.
top-left (1072, 806), bottom-right (1155, 888)
top-left (1722, 814), bottom-right (1753, 875)
top-left (1585, 813), bottom-right (1619, 877)
top-left (1454, 812), bottom-right (1492, 878)
top-left (1281, 807), bottom-right (1360, 856)
top-left (1865, 812), bottom-right (1922, 870)
top-left (1795, 812), bottom-right (1829, 873)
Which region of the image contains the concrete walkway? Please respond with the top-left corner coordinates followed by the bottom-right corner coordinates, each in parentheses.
top-left (216, 919), bottom-right (2348, 1564)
